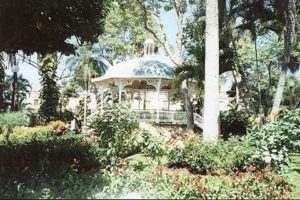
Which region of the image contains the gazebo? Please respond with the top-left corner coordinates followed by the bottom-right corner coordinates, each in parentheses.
top-left (91, 39), bottom-right (188, 124)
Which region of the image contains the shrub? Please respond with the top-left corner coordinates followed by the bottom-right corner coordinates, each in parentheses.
top-left (0, 134), bottom-right (101, 180)
top-left (246, 109), bottom-right (300, 170)
top-left (0, 164), bottom-right (108, 199)
top-left (89, 103), bottom-right (138, 135)
top-left (96, 167), bottom-right (291, 199)
top-left (88, 103), bottom-right (140, 168)
top-left (0, 112), bottom-right (27, 134)
top-left (49, 120), bottom-right (69, 136)
top-left (0, 121), bottom-right (69, 144)
top-left (167, 137), bottom-right (254, 175)
top-left (139, 130), bottom-right (165, 160)
top-left (220, 104), bottom-right (249, 139)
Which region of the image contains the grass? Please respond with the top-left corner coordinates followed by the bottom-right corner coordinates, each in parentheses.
top-left (286, 153), bottom-right (300, 199)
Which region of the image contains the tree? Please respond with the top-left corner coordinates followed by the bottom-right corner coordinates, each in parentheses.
top-left (66, 44), bottom-right (108, 91)
top-left (176, 0), bottom-right (236, 114)
top-left (0, 54), bottom-right (5, 112)
top-left (233, 0), bottom-right (266, 114)
top-left (0, 0), bottom-right (110, 55)
top-left (232, 0), bottom-right (299, 114)
top-left (3, 74), bottom-right (32, 110)
top-left (203, 0), bottom-right (219, 142)
top-left (99, 1), bottom-right (154, 62)
top-left (271, 0), bottom-right (297, 113)
top-left (38, 53), bottom-right (60, 123)
top-left (233, 34), bottom-right (283, 115)
top-left (137, 0), bottom-right (194, 129)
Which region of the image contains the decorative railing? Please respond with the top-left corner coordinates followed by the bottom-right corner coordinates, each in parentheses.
top-left (93, 109), bottom-right (203, 128)
top-left (132, 110), bottom-right (187, 125)
top-left (193, 112), bottom-right (203, 129)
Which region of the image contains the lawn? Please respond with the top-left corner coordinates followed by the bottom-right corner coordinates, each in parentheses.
top-left (286, 153), bottom-right (300, 199)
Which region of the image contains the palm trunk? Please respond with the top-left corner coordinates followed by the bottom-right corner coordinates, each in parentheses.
top-left (254, 36), bottom-right (262, 114)
top-left (0, 64), bottom-right (4, 112)
top-left (271, 0), bottom-right (296, 113)
top-left (181, 80), bottom-right (194, 129)
top-left (203, 0), bottom-right (219, 143)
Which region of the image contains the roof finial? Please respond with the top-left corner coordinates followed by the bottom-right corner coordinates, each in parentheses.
top-left (144, 38), bottom-right (155, 56)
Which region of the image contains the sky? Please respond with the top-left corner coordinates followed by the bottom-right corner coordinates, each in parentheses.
top-left (5, 9), bottom-right (178, 92)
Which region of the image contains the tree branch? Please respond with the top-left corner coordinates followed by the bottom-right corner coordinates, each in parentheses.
top-left (136, 0), bottom-right (180, 66)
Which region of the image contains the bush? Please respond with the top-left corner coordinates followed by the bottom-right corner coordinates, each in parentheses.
top-left (0, 121), bottom-right (69, 144)
top-left (89, 103), bottom-right (139, 138)
top-left (246, 109), bottom-right (300, 170)
top-left (0, 112), bottom-right (27, 133)
top-left (0, 164), bottom-right (108, 199)
top-left (96, 167), bottom-right (291, 199)
top-left (0, 134), bottom-right (101, 180)
top-left (167, 137), bottom-right (254, 175)
top-left (88, 103), bottom-right (140, 168)
top-left (138, 130), bottom-right (165, 160)
top-left (220, 104), bottom-right (249, 139)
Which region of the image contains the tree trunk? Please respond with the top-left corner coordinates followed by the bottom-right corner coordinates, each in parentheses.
top-left (271, 0), bottom-right (296, 114)
top-left (254, 36), bottom-right (262, 114)
top-left (181, 80), bottom-right (194, 129)
top-left (0, 64), bottom-right (4, 112)
top-left (203, 0), bottom-right (219, 143)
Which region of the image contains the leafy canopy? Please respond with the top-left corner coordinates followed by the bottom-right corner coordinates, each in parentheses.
top-left (0, 0), bottom-right (110, 55)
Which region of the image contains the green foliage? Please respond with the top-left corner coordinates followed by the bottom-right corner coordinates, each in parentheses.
top-left (65, 44), bottom-right (108, 91)
top-left (89, 103), bottom-right (140, 168)
top-left (234, 35), bottom-right (282, 115)
top-left (247, 109), bottom-right (300, 170)
top-left (282, 76), bottom-right (300, 107)
top-left (168, 137), bottom-right (254, 175)
top-left (57, 109), bottom-right (74, 124)
top-left (3, 74), bottom-right (32, 110)
top-left (220, 104), bottom-right (250, 139)
top-left (0, 0), bottom-right (110, 55)
top-left (0, 120), bottom-right (68, 144)
top-left (139, 130), bottom-right (165, 160)
top-left (0, 134), bottom-right (101, 180)
top-left (285, 153), bottom-right (300, 199)
top-left (0, 171), bottom-right (108, 199)
top-left (89, 103), bottom-right (139, 145)
top-left (61, 81), bottom-right (81, 98)
top-left (99, 0), bottom-right (155, 62)
top-left (38, 53), bottom-right (60, 123)
top-left (0, 112), bottom-right (27, 134)
top-left (97, 167), bottom-right (290, 199)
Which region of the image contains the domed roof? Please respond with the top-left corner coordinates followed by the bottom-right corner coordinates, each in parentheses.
top-left (144, 38), bottom-right (155, 44)
top-left (92, 55), bottom-right (175, 82)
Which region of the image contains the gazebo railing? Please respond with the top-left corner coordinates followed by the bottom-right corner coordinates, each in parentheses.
top-left (132, 109), bottom-right (187, 125)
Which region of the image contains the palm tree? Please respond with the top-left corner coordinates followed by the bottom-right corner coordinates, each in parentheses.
top-left (271, 0), bottom-right (297, 113)
top-left (66, 43), bottom-right (109, 91)
top-left (203, 0), bottom-right (220, 143)
top-left (4, 74), bottom-right (32, 110)
top-left (232, 0), bottom-right (299, 113)
top-left (0, 53), bottom-right (5, 112)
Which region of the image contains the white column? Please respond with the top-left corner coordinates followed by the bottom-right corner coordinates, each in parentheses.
top-left (100, 91), bottom-right (104, 114)
top-left (96, 84), bottom-right (105, 114)
top-left (138, 90), bottom-right (141, 110)
top-left (156, 79), bottom-right (162, 123)
top-left (167, 90), bottom-right (170, 111)
top-left (116, 80), bottom-right (125, 103)
top-left (119, 89), bottom-right (122, 102)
